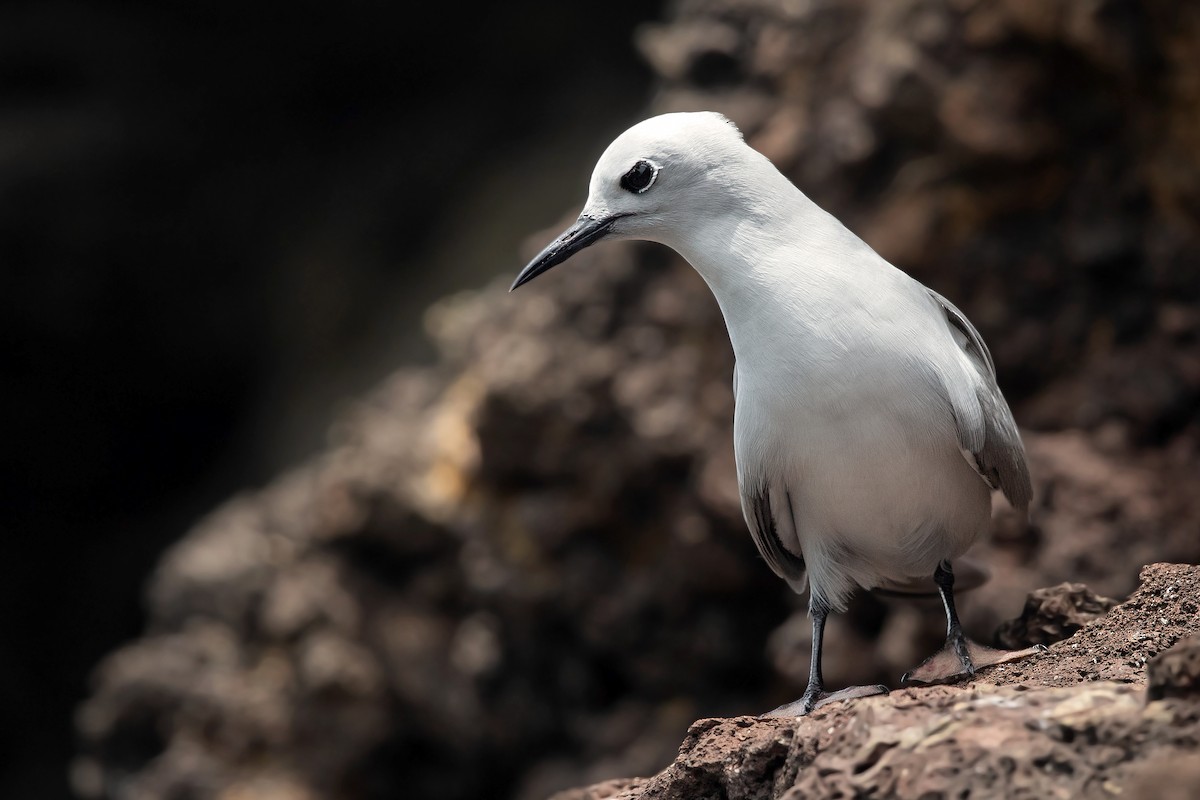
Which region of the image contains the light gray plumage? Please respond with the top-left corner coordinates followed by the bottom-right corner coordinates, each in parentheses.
top-left (511, 111), bottom-right (1038, 712)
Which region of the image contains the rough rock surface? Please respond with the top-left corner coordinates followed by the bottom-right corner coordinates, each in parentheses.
top-left (995, 582), bottom-right (1118, 649)
top-left (1148, 633), bottom-right (1200, 701)
top-left (75, 0), bottom-right (1200, 799)
top-left (554, 564), bottom-right (1200, 800)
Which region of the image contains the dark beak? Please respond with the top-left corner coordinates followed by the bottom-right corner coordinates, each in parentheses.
top-left (510, 213), bottom-right (627, 291)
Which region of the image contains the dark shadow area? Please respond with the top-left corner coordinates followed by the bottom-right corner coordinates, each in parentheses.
top-left (0, 2), bottom-right (663, 796)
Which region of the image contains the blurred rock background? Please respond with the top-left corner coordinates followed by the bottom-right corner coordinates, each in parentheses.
top-left (5, 0), bottom-right (1199, 798)
top-left (1, 1), bottom-right (660, 797)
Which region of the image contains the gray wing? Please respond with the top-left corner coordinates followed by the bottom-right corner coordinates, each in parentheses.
top-left (733, 362), bottom-right (808, 590)
top-left (742, 483), bottom-right (808, 590)
top-left (927, 289), bottom-right (1033, 510)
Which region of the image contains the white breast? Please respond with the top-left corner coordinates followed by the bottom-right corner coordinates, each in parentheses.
top-left (669, 177), bottom-right (999, 610)
top-left (726, 267), bottom-right (994, 609)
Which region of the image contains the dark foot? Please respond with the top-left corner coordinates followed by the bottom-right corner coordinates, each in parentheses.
top-left (760, 683), bottom-right (889, 718)
top-left (902, 633), bottom-right (1046, 686)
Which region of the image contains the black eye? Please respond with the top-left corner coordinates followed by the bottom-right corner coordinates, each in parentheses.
top-left (620, 160), bottom-right (658, 194)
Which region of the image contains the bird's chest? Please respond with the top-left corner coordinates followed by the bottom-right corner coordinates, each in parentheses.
top-left (731, 351), bottom-right (949, 483)
top-left (730, 356), bottom-right (986, 568)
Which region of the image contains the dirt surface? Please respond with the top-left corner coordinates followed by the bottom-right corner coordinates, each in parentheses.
top-left (553, 564), bottom-right (1200, 800)
top-left (994, 564), bottom-right (1200, 688)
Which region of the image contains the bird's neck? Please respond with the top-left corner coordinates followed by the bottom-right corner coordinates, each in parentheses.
top-left (664, 177), bottom-right (872, 371)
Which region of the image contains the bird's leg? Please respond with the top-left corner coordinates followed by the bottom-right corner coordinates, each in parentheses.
top-left (761, 597), bottom-right (888, 717)
top-left (902, 560), bottom-right (1045, 686)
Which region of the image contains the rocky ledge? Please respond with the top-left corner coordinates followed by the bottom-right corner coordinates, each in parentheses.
top-left (554, 563), bottom-right (1200, 800)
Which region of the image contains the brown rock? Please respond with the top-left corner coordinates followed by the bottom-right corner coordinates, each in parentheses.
top-left (547, 777), bottom-right (649, 800)
top-left (996, 581), bottom-right (1118, 648)
top-left (1148, 634), bottom-right (1200, 701)
top-left (566, 564), bottom-right (1200, 800)
top-left (1123, 755), bottom-right (1200, 800)
top-left (985, 563), bottom-right (1200, 688)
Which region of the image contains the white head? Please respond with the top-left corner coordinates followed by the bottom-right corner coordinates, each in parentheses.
top-left (511, 111), bottom-right (779, 290)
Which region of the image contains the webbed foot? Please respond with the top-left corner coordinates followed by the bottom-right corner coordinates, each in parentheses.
top-left (760, 683), bottom-right (889, 717)
top-left (902, 632), bottom-right (1045, 686)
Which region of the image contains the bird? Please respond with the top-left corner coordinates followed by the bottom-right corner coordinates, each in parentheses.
top-left (510, 111), bottom-right (1042, 716)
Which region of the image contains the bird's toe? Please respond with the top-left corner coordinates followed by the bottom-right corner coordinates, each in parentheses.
top-left (760, 684), bottom-right (889, 718)
top-left (903, 636), bottom-right (1046, 686)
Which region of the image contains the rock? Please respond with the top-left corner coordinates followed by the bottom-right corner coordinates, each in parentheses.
top-left (996, 581), bottom-right (1118, 648)
top-left (547, 778), bottom-right (648, 800)
top-left (987, 563), bottom-right (1200, 688)
top-left (565, 564), bottom-right (1200, 800)
top-left (1148, 634), bottom-right (1200, 701)
top-left (1123, 754), bottom-right (1200, 800)
top-left (630, 683), bottom-right (1195, 800)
